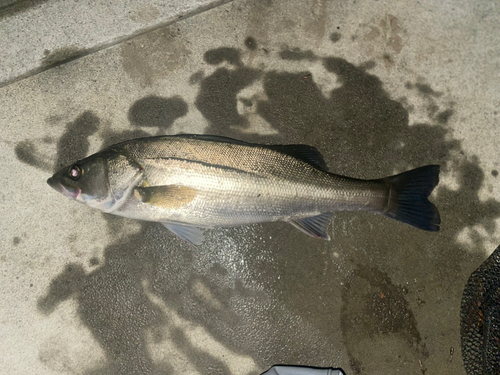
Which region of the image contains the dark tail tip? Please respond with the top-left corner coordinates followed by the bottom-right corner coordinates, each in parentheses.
top-left (382, 165), bottom-right (440, 231)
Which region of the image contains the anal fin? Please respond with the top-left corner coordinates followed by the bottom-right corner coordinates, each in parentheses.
top-left (289, 213), bottom-right (333, 240)
top-left (162, 222), bottom-right (204, 246)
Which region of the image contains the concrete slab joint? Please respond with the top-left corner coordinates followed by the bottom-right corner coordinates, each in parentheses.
top-left (0, 0), bottom-right (233, 87)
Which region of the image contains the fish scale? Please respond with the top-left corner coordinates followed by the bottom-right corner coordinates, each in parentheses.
top-left (131, 158), bottom-right (329, 226)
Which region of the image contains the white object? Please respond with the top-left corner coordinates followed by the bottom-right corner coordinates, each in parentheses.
top-left (261, 365), bottom-right (346, 375)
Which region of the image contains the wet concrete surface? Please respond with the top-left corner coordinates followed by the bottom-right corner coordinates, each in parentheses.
top-left (1, 0), bottom-right (500, 374)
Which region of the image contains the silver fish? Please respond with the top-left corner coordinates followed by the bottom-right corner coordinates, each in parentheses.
top-left (47, 134), bottom-right (440, 245)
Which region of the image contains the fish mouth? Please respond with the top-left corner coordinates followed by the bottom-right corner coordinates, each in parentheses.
top-left (47, 177), bottom-right (81, 199)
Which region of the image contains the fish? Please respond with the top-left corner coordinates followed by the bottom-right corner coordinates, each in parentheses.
top-left (47, 134), bottom-right (440, 245)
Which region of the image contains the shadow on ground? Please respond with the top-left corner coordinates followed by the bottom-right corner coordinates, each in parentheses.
top-left (17, 38), bottom-right (500, 374)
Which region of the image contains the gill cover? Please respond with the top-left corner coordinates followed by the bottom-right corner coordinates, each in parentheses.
top-left (101, 152), bottom-right (144, 212)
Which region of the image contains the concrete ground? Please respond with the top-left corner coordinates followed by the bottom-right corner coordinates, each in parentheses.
top-left (1, 0), bottom-right (499, 374)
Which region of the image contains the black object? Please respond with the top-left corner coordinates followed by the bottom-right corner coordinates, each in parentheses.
top-left (461, 245), bottom-right (500, 374)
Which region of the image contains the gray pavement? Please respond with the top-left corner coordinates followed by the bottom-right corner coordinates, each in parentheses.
top-left (1, 0), bottom-right (500, 374)
top-left (0, 0), bottom-right (230, 87)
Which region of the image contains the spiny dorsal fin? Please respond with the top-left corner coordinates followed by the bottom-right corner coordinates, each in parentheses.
top-left (289, 212), bottom-right (333, 240)
top-left (173, 135), bottom-right (329, 171)
top-left (171, 134), bottom-right (250, 146)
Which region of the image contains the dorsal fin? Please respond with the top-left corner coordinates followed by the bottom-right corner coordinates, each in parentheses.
top-left (172, 134), bottom-right (328, 171)
top-left (171, 134), bottom-right (250, 146)
top-left (267, 144), bottom-right (328, 172)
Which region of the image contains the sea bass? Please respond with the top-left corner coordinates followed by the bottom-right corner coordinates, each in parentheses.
top-left (47, 134), bottom-right (440, 245)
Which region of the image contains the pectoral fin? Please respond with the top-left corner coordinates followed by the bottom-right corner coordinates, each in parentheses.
top-left (135, 185), bottom-right (198, 209)
top-left (161, 222), bottom-right (204, 245)
top-left (289, 213), bottom-right (333, 240)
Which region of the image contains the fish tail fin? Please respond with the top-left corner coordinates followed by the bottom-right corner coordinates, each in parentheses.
top-left (382, 165), bottom-right (440, 231)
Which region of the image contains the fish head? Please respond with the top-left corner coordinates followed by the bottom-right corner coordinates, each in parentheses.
top-left (47, 153), bottom-right (112, 210)
top-left (47, 150), bottom-right (144, 212)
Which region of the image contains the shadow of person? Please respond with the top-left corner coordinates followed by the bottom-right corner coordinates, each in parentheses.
top-left (38, 235), bottom-right (168, 374)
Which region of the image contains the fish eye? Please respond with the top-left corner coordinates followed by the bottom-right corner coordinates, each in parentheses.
top-left (69, 165), bottom-right (82, 180)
